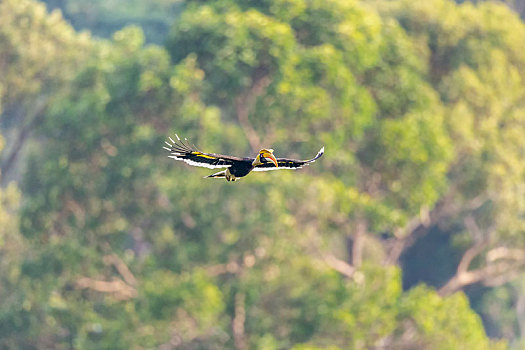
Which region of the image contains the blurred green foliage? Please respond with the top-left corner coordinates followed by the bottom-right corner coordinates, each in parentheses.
top-left (1, 0), bottom-right (525, 348)
top-left (41, 0), bottom-right (184, 43)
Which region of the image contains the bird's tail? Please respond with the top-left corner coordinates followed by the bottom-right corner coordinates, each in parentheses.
top-left (204, 170), bottom-right (227, 179)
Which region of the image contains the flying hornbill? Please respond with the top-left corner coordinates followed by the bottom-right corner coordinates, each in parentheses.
top-left (163, 135), bottom-right (324, 181)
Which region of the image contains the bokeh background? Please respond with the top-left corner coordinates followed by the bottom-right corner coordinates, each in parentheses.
top-left (1, 0), bottom-right (525, 348)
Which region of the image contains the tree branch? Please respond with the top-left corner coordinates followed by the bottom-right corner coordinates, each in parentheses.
top-left (350, 219), bottom-right (367, 267)
top-left (482, 269), bottom-right (523, 287)
top-left (384, 193), bottom-right (490, 265)
top-left (233, 292), bottom-right (247, 350)
top-left (235, 71), bottom-right (272, 153)
top-left (438, 259), bottom-right (525, 296)
top-left (456, 240), bottom-right (488, 275)
top-left (103, 254), bottom-right (138, 287)
top-left (486, 247), bottom-right (525, 263)
top-left (456, 216), bottom-right (489, 274)
top-left (516, 287), bottom-right (525, 339)
top-left (436, 216), bottom-right (525, 296)
top-left (75, 277), bottom-right (137, 300)
top-left (1, 97), bottom-right (48, 182)
top-left (324, 255), bottom-right (356, 278)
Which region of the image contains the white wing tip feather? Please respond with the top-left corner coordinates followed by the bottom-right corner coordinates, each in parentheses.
top-left (168, 155), bottom-right (231, 169)
top-left (308, 146), bottom-right (324, 163)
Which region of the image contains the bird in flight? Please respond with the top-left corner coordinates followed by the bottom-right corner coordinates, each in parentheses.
top-left (163, 135), bottom-right (324, 181)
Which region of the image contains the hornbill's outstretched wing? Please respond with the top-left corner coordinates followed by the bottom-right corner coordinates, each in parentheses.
top-left (252, 147), bottom-right (325, 171)
top-left (163, 135), bottom-right (245, 169)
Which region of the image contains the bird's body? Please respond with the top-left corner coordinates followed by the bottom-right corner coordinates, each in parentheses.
top-left (163, 135), bottom-right (324, 181)
top-left (205, 160), bottom-right (254, 181)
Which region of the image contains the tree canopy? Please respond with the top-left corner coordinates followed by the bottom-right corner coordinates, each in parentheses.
top-left (1, 0), bottom-right (525, 348)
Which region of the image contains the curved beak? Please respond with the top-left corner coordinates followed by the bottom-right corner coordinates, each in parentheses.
top-left (264, 152), bottom-right (278, 167)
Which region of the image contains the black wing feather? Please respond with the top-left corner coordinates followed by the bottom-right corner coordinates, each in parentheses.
top-left (253, 147), bottom-right (324, 171)
top-left (164, 135), bottom-right (245, 169)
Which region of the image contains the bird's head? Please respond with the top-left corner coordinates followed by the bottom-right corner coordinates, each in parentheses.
top-left (252, 148), bottom-right (278, 167)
